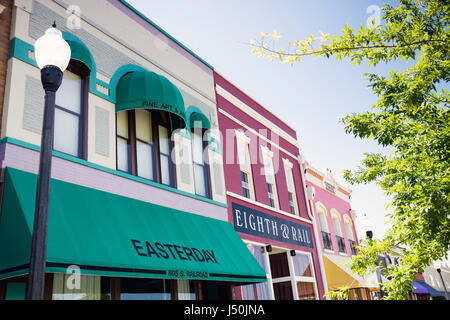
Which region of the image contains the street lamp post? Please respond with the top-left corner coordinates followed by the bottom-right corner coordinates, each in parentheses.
top-left (436, 268), bottom-right (448, 300)
top-left (26, 23), bottom-right (71, 300)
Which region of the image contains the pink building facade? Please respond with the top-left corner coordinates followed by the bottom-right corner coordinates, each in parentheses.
top-left (303, 164), bottom-right (375, 300)
top-left (214, 71), bottom-right (325, 300)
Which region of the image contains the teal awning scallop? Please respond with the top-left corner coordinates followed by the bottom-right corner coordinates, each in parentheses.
top-left (116, 71), bottom-right (186, 130)
top-left (186, 106), bottom-right (211, 132)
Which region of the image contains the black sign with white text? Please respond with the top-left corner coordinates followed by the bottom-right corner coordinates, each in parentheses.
top-left (231, 202), bottom-right (314, 248)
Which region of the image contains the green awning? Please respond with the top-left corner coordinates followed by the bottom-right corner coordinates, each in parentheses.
top-left (0, 167), bottom-right (266, 283)
top-left (186, 106), bottom-right (211, 131)
top-left (116, 71), bottom-right (186, 130)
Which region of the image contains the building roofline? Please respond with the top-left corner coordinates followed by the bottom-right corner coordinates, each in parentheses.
top-left (117, 0), bottom-right (214, 71)
top-left (213, 70), bottom-right (299, 137)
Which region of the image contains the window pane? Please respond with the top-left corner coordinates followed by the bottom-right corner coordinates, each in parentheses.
top-left (241, 171), bottom-right (250, 198)
top-left (292, 253), bottom-right (312, 277)
top-left (177, 280), bottom-right (196, 300)
top-left (297, 282), bottom-right (316, 300)
top-left (135, 109), bottom-right (152, 143)
top-left (263, 156), bottom-right (275, 183)
top-left (55, 70), bottom-right (82, 114)
top-left (285, 167), bottom-right (294, 192)
top-left (136, 141), bottom-right (154, 180)
top-left (52, 273), bottom-right (101, 300)
top-left (54, 108), bottom-right (80, 157)
top-left (273, 281), bottom-right (293, 300)
top-left (117, 137), bottom-right (130, 172)
top-left (346, 223), bottom-right (354, 241)
top-left (318, 211), bottom-right (328, 232)
top-left (192, 132), bottom-right (204, 164)
top-left (116, 111), bottom-right (129, 138)
top-left (237, 142), bottom-right (248, 171)
top-left (194, 164), bottom-right (207, 196)
top-left (267, 183), bottom-right (275, 207)
top-left (241, 284), bottom-right (256, 300)
top-left (333, 218), bottom-right (342, 236)
top-left (269, 253), bottom-right (290, 278)
top-left (120, 278), bottom-right (171, 300)
top-left (158, 125), bottom-right (170, 155)
top-left (160, 154), bottom-right (171, 185)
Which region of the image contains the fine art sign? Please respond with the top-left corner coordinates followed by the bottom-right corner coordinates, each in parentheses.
top-left (231, 202), bottom-right (314, 248)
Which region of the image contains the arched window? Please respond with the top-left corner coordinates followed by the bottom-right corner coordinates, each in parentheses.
top-left (331, 209), bottom-right (346, 254)
top-left (344, 214), bottom-right (357, 255)
top-left (54, 59), bottom-right (89, 158)
top-left (315, 202), bottom-right (332, 250)
top-left (115, 69), bottom-right (186, 188)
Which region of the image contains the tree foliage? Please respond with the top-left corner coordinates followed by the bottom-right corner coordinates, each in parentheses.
top-left (247, 0), bottom-right (449, 299)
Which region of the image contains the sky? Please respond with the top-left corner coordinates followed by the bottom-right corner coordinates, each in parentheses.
top-left (126, 0), bottom-right (408, 240)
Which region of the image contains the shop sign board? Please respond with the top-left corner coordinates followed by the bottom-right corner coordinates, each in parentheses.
top-left (232, 202), bottom-right (314, 249)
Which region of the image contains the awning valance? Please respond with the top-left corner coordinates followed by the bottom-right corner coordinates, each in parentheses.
top-left (323, 256), bottom-right (362, 290)
top-left (116, 71), bottom-right (186, 130)
top-left (0, 167), bottom-right (266, 283)
top-left (413, 281), bottom-right (446, 297)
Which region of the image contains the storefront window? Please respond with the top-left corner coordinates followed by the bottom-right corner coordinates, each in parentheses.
top-left (292, 252), bottom-right (317, 300)
top-left (269, 253), bottom-right (290, 278)
top-left (240, 244), bottom-right (271, 300)
top-left (52, 273), bottom-right (108, 300)
top-left (177, 279), bottom-right (196, 300)
top-left (292, 253), bottom-right (312, 277)
top-left (273, 281), bottom-right (293, 300)
top-left (120, 278), bottom-right (171, 300)
top-left (297, 281), bottom-right (315, 300)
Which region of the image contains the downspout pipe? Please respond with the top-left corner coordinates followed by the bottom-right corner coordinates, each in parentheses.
top-left (298, 154), bottom-right (329, 299)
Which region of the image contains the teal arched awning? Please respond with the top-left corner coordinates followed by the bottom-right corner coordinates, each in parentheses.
top-left (61, 32), bottom-right (95, 72)
top-left (186, 106), bottom-right (211, 132)
top-left (116, 71), bottom-right (186, 130)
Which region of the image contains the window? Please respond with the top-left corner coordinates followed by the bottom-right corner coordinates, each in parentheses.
top-left (158, 125), bottom-right (172, 186)
top-left (344, 216), bottom-right (358, 255)
top-left (292, 252), bottom-right (317, 300)
top-left (191, 130), bottom-right (210, 198)
top-left (52, 274), bottom-right (110, 300)
top-left (236, 132), bottom-right (254, 200)
top-left (120, 278), bottom-right (171, 300)
top-left (241, 171), bottom-right (250, 198)
top-left (177, 280), bottom-right (196, 300)
top-left (116, 111), bottom-right (131, 173)
top-left (267, 183), bottom-right (276, 207)
top-left (331, 210), bottom-right (346, 254)
top-left (283, 160), bottom-right (298, 215)
top-left (240, 244), bottom-right (272, 300)
top-left (54, 61), bottom-right (88, 158)
top-left (316, 203), bottom-right (332, 250)
top-left (136, 109), bottom-right (155, 180)
top-left (262, 148), bottom-right (278, 209)
top-left (269, 252), bottom-right (292, 300)
top-left (116, 110), bottom-right (174, 187)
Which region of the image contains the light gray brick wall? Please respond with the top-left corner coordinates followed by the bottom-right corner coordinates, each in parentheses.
top-left (23, 75), bottom-right (44, 134)
top-left (94, 106), bottom-right (110, 157)
top-left (29, 0), bottom-right (139, 78)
